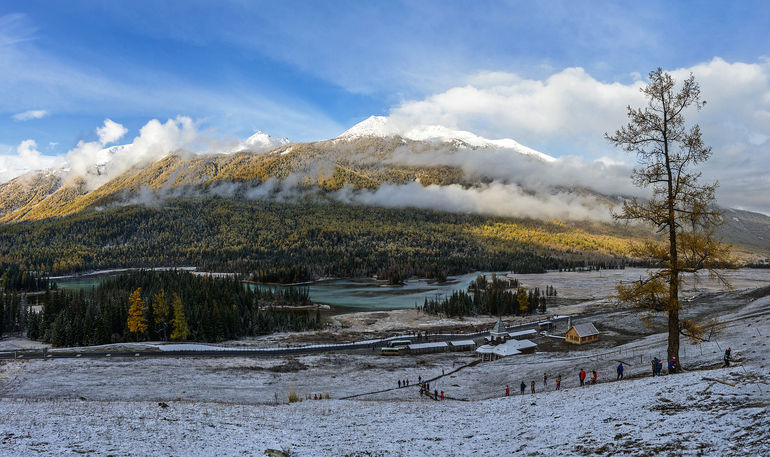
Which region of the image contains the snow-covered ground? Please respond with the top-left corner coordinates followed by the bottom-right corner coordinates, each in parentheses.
top-left (1, 294), bottom-right (769, 455)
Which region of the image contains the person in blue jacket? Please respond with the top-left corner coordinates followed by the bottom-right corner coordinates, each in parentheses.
top-left (617, 363), bottom-right (624, 379)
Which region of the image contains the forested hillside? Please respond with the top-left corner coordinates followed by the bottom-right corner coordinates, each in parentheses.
top-left (0, 197), bottom-right (640, 280)
top-left (0, 137), bottom-right (475, 223)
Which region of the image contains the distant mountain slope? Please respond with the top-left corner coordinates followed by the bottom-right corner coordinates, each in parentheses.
top-left (0, 117), bottom-right (767, 260)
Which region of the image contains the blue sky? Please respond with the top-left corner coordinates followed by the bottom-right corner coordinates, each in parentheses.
top-left (1, 1), bottom-right (769, 213)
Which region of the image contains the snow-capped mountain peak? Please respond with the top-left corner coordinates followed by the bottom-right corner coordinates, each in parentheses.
top-left (336, 116), bottom-right (393, 139)
top-left (234, 131), bottom-right (291, 153)
top-left (336, 116), bottom-right (556, 162)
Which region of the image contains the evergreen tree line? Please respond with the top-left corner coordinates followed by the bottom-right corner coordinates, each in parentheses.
top-left (0, 263), bottom-right (49, 292)
top-left (21, 269), bottom-right (319, 347)
top-left (1, 291), bottom-right (28, 336)
top-left (420, 274), bottom-right (556, 318)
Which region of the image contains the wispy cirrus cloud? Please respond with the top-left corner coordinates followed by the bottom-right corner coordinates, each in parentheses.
top-left (12, 109), bottom-right (49, 121)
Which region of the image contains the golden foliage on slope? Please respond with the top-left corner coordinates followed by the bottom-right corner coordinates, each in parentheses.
top-left (0, 137), bottom-right (475, 223)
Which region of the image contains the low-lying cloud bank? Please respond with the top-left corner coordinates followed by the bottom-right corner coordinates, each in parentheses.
top-left (331, 182), bottom-right (614, 221)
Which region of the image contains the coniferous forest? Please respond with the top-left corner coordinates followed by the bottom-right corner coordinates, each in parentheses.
top-left (7, 269), bottom-right (320, 347)
top-left (420, 274), bottom-right (557, 318)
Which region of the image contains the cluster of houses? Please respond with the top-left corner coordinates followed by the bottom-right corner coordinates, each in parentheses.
top-left (381, 317), bottom-right (600, 361)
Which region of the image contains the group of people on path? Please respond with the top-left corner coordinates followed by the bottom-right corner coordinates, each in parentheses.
top-left (504, 348), bottom-right (735, 398)
top-left (400, 371), bottom-right (454, 401)
top-left (510, 365), bottom-right (624, 397)
top-left (514, 373), bottom-right (562, 395)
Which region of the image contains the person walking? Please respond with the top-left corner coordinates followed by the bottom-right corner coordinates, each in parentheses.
top-left (579, 369), bottom-right (586, 386)
top-left (398, 380), bottom-right (401, 388)
top-left (543, 373), bottom-right (547, 386)
top-left (505, 385), bottom-right (510, 396)
top-left (434, 389), bottom-right (438, 400)
top-left (652, 357), bottom-right (658, 377)
top-left (556, 375), bottom-right (561, 390)
top-left (723, 348), bottom-right (731, 367)
top-left (617, 363), bottom-right (624, 380)
top-left (531, 380), bottom-right (535, 394)
top-left (668, 358), bottom-right (676, 374)
top-left (591, 370), bottom-right (597, 384)
top-left (440, 391), bottom-right (444, 400)
top-left (520, 381), bottom-right (526, 395)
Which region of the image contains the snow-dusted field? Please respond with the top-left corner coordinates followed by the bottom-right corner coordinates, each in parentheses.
top-left (2, 292), bottom-right (769, 455)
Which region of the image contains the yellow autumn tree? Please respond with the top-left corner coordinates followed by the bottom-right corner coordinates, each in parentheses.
top-left (153, 289), bottom-right (171, 341)
top-left (517, 288), bottom-right (530, 315)
top-left (606, 69), bottom-right (734, 366)
top-left (127, 288), bottom-right (147, 342)
top-left (170, 294), bottom-right (191, 341)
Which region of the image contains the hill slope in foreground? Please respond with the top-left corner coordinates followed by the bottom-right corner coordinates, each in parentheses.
top-left (1, 280), bottom-right (768, 456)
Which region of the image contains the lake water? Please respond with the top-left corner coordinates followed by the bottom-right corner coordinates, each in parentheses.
top-left (52, 271), bottom-right (511, 312)
top-left (52, 267), bottom-right (769, 313)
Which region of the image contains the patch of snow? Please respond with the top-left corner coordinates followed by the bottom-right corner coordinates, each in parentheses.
top-left (336, 116), bottom-right (557, 162)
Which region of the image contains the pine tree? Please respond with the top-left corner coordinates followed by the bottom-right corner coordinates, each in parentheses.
top-left (127, 288), bottom-right (147, 342)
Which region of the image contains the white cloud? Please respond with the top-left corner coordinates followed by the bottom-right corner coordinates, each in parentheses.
top-left (64, 116), bottom-right (201, 190)
top-left (17, 139), bottom-right (41, 168)
top-left (0, 138), bottom-right (59, 183)
top-left (331, 182), bottom-right (614, 222)
top-left (96, 119), bottom-right (128, 145)
top-left (388, 58), bottom-right (770, 215)
top-left (12, 109), bottom-right (49, 121)
top-left (390, 67), bottom-right (647, 159)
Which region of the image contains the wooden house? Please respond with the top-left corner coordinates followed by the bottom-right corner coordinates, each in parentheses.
top-left (565, 323), bottom-right (599, 344)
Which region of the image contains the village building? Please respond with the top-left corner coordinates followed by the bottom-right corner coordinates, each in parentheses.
top-left (448, 340), bottom-right (476, 352)
top-left (508, 329), bottom-right (537, 340)
top-left (475, 318), bottom-right (537, 361)
top-left (476, 339), bottom-right (537, 361)
top-left (488, 318), bottom-right (510, 343)
top-left (565, 323), bottom-right (599, 344)
top-left (406, 341), bottom-right (448, 354)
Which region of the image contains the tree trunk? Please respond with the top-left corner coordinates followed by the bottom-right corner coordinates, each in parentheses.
top-left (667, 306), bottom-right (680, 369)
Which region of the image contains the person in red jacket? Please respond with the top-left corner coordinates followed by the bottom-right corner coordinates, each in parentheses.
top-left (579, 369), bottom-right (586, 386)
top-left (505, 385), bottom-right (510, 396)
top-left (591, 370), bottom-right (597, 384)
